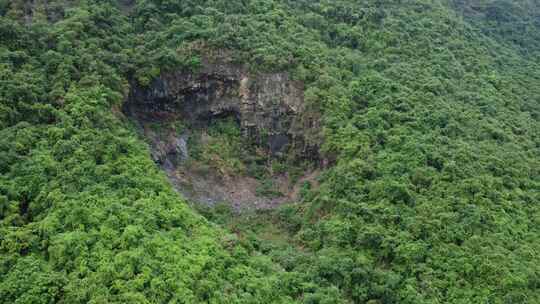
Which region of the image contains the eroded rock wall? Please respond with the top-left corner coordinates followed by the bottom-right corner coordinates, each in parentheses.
top-left (123, 59), bottom-right (322, 210)
top-left (125, 60), bottom-right (317, 159)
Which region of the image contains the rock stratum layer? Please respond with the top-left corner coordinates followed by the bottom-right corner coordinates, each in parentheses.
top-left (125, 60), bottom-right (319, 160)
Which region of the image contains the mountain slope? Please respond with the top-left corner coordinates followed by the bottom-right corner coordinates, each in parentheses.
top-left (0, 2), bottom-right (300, 303)
top-left (1, 0), bottom-right (539, 303)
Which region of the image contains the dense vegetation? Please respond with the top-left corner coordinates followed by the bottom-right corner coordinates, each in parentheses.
top-left (1, 0), bottom-right (539, 303)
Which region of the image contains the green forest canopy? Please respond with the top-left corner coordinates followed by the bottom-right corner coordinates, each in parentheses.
top-left (0, 0), bottom-right (539, 303)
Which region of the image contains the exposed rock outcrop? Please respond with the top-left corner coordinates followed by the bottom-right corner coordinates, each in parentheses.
top-left (123, 58), bottom-right (321, 210)
top-left (125, 59), bottom-right (319, 160)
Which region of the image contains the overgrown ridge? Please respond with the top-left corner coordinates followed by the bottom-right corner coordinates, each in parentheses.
top-left (1, 1), bottom-right (540, 303)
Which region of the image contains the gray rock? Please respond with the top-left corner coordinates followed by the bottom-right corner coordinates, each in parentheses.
top-left (174, 133), bottom-right (189, 161)
top-left (124, 58), bottom-right (320, 160)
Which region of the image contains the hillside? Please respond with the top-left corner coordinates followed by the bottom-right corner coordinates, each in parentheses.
top-left (1, 0), bottom-right (539, 303)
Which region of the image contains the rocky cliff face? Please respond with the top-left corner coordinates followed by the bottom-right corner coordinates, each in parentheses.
top-left (125, 60), bottom-right (318, 159)
top-left (123, 59), bottom-right (321, 210)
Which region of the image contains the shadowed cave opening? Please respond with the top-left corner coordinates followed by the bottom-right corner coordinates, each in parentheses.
top-left (124, 62), bottom-right (321, 211)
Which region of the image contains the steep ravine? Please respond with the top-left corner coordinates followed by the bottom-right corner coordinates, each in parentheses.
top-left (124, 59), bottom-right (321, 211)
